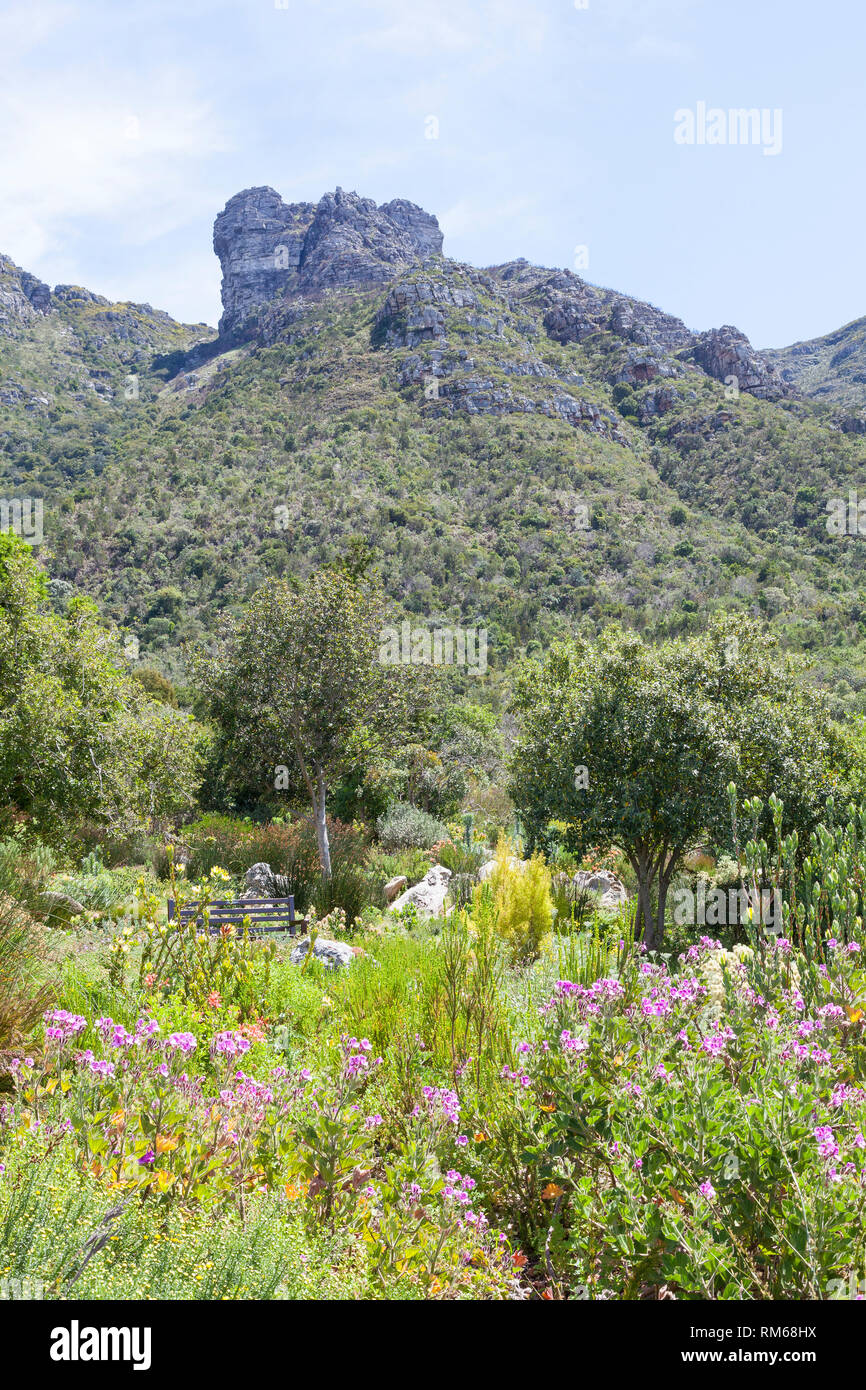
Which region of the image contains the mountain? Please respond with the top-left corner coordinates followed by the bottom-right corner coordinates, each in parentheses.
top-left (2, 187), bottom-right (866, 718)
top-left (763, 316), bottom-right (866, 416)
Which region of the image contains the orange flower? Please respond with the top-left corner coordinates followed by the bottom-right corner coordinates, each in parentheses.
top-left (512, 1252), bottom-right (528, 1268)
top-left (155, 1134), bottom-right (178, 1155)
top-left (540, 1182), bottom-right (566, 1199)
top-left (207, 991), bottom-right (222, 1009)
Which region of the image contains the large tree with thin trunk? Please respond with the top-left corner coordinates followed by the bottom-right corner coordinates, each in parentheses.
top-left (508, 617), bottom-right (840, 949)
top-left (198, 567), bottom-right (431, 878)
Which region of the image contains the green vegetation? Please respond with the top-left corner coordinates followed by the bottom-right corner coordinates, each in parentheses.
top-left (3, 259), bottom-right (866, 1303)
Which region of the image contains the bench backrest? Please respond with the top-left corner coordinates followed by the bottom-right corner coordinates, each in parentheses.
top-left (166, 896), bottom-right (305, 935)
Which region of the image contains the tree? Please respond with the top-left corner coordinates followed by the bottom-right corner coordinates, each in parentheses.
top-left (0, 534), bottom-right (204, 837)
top-left (132, 667), bottom-right (179, 707)
top-left (197, 568), bottom-right (432, 878)
top-left (508, 616), bottom-right (841, 948)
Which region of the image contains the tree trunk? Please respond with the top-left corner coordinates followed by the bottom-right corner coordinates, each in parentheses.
top-left (635, 858), bottom-right (655, 948)
top-left (314, 765), bottom-right (332, 881)
top-left (653, 875), bottom-right (670, 952)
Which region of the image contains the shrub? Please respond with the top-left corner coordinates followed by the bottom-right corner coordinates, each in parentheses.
top-left (474, 835), bottom-right (553, 962)
top-left (365, 846), bottom-right (431, 893)
top-left (376, 802), bottom-right (449, 851)
top-left (435, 840), bottom-right (486, 875)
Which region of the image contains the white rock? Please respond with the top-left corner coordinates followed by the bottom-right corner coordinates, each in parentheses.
top-left (573, 869), bottom-right (628, 911)
top-left (290, 937), bottom-right (355, 969)
top-left (384, 875), bottom-right (408, 902)
top-left (388, 865), bottom-right (452, 917)
top-left (478, 856), bottom-right (526, 882)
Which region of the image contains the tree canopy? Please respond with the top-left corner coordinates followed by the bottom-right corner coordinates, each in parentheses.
top-left (196, 567), bottom-right (434, 877)
top-left (508, 615), bottom-right (843, 947)
top-left (0, 533), bottom-right (203, 838)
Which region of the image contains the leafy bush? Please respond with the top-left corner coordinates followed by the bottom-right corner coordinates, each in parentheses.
top-left (0, 837), bottom-right (55, 917)
top-left (376, 802), bottom-right (448, 851)
top-left (160, 815), bottom-right (367, 916)
top-left (0, 1144), bottom-right (380, 1300)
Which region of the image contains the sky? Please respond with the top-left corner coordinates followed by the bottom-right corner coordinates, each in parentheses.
top-left (0, 0), bottom-right (861, 348)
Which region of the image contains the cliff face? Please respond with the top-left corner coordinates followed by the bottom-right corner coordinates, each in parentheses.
top-left (0, 255), bottom-right (52, 333)
top-left (213, 185), bottom-right (443, 340)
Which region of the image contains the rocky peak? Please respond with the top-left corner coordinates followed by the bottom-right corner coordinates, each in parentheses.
top-left (0, 255), bottom-right (52, 334)
top-left (213, 184), bottom-right (443, 340)
top-left (689, 325), bottom-right (791, 401)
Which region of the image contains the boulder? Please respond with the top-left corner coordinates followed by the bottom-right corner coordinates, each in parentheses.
top-left (290, 937), bottom-right (355, 970)
top-left (40, 890), bottom-right (85, 920)
top-left (384, 875), bottom-right (408, 902)
top-left (478, 856), bottom-right (526, 882)
top-left (573, 869), bottom-right (628, 911)
top-left (388, 865), bottom-right (452, 917)
top-left (240, 862), bottom-right (291, 898)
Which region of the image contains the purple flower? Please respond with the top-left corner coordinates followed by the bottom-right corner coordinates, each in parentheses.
top-left (212, 1031), bottom-right (252, 1059)
top-left (814, 1125), bottom-right (839, 1159)
top-left (43, 1009), bottom-right (87, 1043)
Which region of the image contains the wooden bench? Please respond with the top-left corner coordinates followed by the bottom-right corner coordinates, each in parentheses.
top-left (166, 896), bottom-right (307, 936)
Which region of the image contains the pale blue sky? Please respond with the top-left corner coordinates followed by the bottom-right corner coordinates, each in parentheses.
top-left (0, 0), bottom-right (860, 348)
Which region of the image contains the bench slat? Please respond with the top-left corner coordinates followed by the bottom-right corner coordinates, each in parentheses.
top-left (167, 894), bottom-right (306, 937)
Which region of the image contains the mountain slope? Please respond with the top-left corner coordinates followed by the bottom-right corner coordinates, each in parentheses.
top-left (763, 316), bottom-right (866, 414)
top-left (2, 190), bottom-right (866, 720)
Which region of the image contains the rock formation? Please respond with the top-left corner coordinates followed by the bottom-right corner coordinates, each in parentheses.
top-left (690, 325), bottom-right (790, 401)
top-left (0, 255), bottom-right (51, 333)
top-left (213, 185), bottom-right (443, 341)
top-left (209, 184), bottom-right (801, 406)
top-left (290, 936), bottom-right (355, 969)
top-left (573, 869), bottom-right (629, 911)
top-left (388, 865), bottom-right (452, 917)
